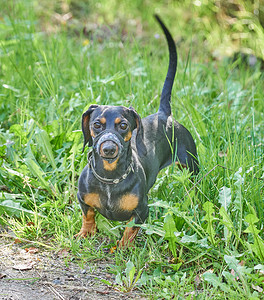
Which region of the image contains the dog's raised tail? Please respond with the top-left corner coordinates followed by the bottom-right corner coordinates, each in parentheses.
top-left (154, 15), bottom-right (177, 116)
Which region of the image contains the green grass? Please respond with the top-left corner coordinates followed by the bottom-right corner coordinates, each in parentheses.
top-left (0, 0), bottom-right (264, 299)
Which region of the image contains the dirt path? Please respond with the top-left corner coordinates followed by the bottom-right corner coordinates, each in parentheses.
top-left (0, 233), bottom-right (145, 300)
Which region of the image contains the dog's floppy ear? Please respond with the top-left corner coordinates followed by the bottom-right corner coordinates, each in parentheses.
top-left (129, 107), bottom-right (147, 157)
top-left (82, 104), bottom-right (98, 151)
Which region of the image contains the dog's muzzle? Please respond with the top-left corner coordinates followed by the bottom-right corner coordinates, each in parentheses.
top-left (93, 131), bottom-right (125, 162)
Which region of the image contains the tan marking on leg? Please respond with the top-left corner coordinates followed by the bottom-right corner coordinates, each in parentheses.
top-left (119, 225), bottom-right (140, 248)
top-left (119, 194), bottom-right (138, 211)
top-left (124, 130), bottom-right (132, 142)
top-left (103, 158), bottom-right (119, 171)
top-left (75, 208), bottom-right (96, 238)
top-left (84, 193), bottom-right (101, 208)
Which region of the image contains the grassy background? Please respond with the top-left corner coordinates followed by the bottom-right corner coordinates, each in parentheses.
top-left (0, 0), bottom-right (264, 298)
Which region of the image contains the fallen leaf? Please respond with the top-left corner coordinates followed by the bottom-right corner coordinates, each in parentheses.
top-left (96, 290), bottom-right (110, 295)
top-left (194, 274), bottom-right (201, 286)
top-left (239, 260), bottom-right (245, 266)
top-left (57, 249), bottom-right (70, 257)
top-left (218, 151), bottom-right (227, 157)
top-left (14, 239), bottom-right (21, 244)
top-left (110, 246), bottom-right (117, 253)
top-left (25, 247), bottom-right (38, 254)
top-left (231, 261), bottom-right (245, 281)
top-left (27, 222), bottom-right (35, 226)
top-left (13, 263), bottom-right (33, 271)
top-left (168, 257), bottom-right (176, 264)
top-left (230, 268), bottom-right (239, 280)
top-left (200, 269), bottom-right (214, 282)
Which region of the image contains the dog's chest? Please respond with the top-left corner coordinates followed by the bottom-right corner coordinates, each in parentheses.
top-left (83, 184), bottom-right (139, 221)
top-left (104, 185), bottom-right (115, 210)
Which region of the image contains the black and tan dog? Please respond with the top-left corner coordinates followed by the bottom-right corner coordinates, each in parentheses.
top-left (76, 15), bottom-right (199, 247)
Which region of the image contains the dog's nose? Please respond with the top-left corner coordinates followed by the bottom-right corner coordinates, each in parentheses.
top-left (100, 141), bottom-right (118, 158)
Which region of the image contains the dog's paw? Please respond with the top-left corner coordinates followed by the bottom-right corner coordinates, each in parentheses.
top-left (74, 230), bottom-right (88, 239)
top-left (118, 227), bottom-right (140, 249)
top-left (74, 224), bottom-right (97, 238)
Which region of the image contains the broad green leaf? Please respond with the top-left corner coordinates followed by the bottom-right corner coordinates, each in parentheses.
top-left (163, 213), bottom-right (178, 257)
top-left (202, 271), bottom-right (221, 287)
top-left (141, 223), bottom-right (165, 237)
top-left (234, 168), bottom-right (244, 187)
top-left (222, 271), bottom-right (240, 291)
top-left (244, 215), bottom-right (264, 261)
top-left (149, 200), bottom-right (170, 209)
top-left (245, 214), bottom-right (259, 225)
top-left (9, 124), bottom-right (23, 136)
top-left (134, 268), bottom-right (144, 285)
top-left (224, 255), bottom-right (239, 270)
top-left (24, 157), bottom-right (51, 191)
top-left (164, 214), bottom-right (177, 239)
top-left (203, 272), bottom-right (230, 293)
top-left (100, 279), bottom-right (112, 286)
top-left (219, 186), bottom-right (231, 210)
top-left (180, 233), bottom-right (198, 244)
top-left (197, 142), bottom-right (206, 157)
top-left (219, 207), bottom-right (234, 231)
top-left (9, 124), bottom-right (27, 144)
top-left (0, 201), bottom-right (38, 216)
top-left (203, 201), bottom-right (216, 245)
top-left (115, 273), bottom-right (122, 286)
top-left (35, 129), bottom-right (56, 169)
top-left (219, 206), bottom-right (234, 244)
top-left (203, 201), bottom-right (215, 217)
top-left (125, 261), bottom-right (135, 287)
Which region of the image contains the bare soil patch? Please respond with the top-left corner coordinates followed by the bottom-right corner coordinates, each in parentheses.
top-left (0, 230), bottom-right (145, 300)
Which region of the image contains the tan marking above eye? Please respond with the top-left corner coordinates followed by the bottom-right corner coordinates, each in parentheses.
top-left (114, 117), bottom-right (122, 124)
top-left (84, 193), bottom-right (101, 208)
top-left (99, 117), bottom-right (106, 124)
top-left (119, 194), bottom-right (139, 211)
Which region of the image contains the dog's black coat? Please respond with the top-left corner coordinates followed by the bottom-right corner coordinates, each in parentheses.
top-left (76, 15), bottom-right (199, 244)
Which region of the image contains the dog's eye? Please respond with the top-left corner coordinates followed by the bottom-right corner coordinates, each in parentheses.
top-left (93, 122), bottom-right (101, 129)
top-left (120, 122), bottom-right (128, 130)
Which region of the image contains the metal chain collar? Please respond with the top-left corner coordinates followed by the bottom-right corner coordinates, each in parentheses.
top-left (87, 151), bottom-right (134, 185)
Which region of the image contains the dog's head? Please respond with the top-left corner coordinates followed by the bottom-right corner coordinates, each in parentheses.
top-left (82, 105), bottom-right (145, 163)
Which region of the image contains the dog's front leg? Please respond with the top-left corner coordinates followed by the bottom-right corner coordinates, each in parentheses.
top-left (119, 222), bottom-right (140, 248)
top-left (118, 202), bottom-right (149, 248)
top-left (75, 207), bottom-right (96, 238)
